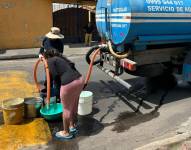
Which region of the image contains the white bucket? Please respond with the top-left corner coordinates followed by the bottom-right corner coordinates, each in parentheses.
top-left (78, 91), bottom-right (93, 115)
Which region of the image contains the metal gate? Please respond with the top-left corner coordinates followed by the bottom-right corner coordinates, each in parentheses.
top-left (53, 8), bottom-right (99, 43)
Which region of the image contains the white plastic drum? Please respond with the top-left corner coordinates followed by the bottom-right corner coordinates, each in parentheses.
top-left (78, 91), bottom-right (93, 115)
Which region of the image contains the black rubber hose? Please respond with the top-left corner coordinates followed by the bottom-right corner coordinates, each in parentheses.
top-left (85, 45), bottom-right (100, 65)
top-left (85, 45), bottom-right (108, 65)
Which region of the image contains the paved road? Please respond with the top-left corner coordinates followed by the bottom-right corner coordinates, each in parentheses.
top-left (1, 57), bottom-right (191, 150)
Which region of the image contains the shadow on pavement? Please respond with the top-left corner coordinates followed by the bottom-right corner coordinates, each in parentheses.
top-left (105, 106), bottom-right (160, 133)
top-left (47, 108), bottom-right (103, 149)
top-left (0, 49), bottom-right (6, 54)
top-left (83, 74), bottom-right (191, 133)
top-left (105, 73), bottom-right (191, 107)
top-left (77, 115), bottom-right (104, 136)
top-left (124, 73), bottom-right (191, 106)
top-left (84, 80), bottom-right (161, 133)
top-left (47, 137), bottom-right (79, 150)
top-left (99, 80), bottom-right (153, 112)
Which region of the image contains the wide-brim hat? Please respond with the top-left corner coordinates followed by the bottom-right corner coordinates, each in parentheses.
top-left (45, 27), bottom-right (64, 39)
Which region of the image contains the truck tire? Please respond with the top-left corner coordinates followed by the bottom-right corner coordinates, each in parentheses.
top-left (86, 46), bottom-right (100, 65)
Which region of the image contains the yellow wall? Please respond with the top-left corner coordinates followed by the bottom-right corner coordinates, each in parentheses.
top-left (0, 0), bottom-right (52, 49)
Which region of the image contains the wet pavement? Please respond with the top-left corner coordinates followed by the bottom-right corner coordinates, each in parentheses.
top-left (1, 57), bottom-right (191, 149)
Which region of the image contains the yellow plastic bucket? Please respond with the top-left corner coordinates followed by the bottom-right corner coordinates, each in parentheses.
top-left (2, 98), bottom-right (24, 125)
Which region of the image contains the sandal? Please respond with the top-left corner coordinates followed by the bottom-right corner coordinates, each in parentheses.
top-left (69, 127), bottom-right (78, 134)
top-left (55, 131), bottom-right (73, 140)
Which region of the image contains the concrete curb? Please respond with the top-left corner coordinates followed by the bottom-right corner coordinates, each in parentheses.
top-left (0, 54), bottom-right (38, 60)
top-left (135, 117), bottom-right (191, 150)
top-left (135, 116), bottom-right (191, 150)
top-left (0, 44), bottom-right (92, 61)
top-left (0, 53), bottom-right (87, 61)
top-left (135, 132), bottom-right (191, 150)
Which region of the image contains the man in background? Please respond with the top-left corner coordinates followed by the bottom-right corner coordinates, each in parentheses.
top-left (83, 22), bottom-right (94, 46)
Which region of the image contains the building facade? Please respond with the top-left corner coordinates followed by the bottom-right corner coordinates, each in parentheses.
top-left (0, 0), bottom-right (52, 49)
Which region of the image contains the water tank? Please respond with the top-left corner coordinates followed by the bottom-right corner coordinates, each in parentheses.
top-left (96, 0), bottom-right (191, 50)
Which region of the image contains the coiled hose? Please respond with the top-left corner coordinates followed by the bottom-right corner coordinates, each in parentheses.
top-left (86, 40), bottom-right (130, 66)
top-left (107, 40), bottom-right (130, 59)
top-left (84, 40), bottom-right (130, 88)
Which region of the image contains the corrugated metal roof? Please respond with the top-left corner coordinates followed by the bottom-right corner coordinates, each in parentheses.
top-left (52, 0), bottom-right (96, 6)
top-left (53, 3), bottom-right (67, 12)
top-left (52, 3), bottom-right (95, 12)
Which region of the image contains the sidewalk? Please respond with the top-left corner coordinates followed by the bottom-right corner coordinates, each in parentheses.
top-left (0, 43), bottom-right (92, 60)
top-left (136, 117), bottom-right (191, 150)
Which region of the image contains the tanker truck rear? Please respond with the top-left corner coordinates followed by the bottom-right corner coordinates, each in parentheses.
top-left (86, 0), bottom-right (191, 89)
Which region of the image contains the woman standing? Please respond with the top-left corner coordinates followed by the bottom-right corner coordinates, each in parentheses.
top-left (43, 49), bottom-right (84, 139)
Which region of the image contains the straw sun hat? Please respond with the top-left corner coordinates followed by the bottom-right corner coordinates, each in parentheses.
top-left (45, 27), bottom-right (64, 39)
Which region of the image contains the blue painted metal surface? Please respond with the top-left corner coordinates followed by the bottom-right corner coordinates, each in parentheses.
top-left (96, 0), bottom-right (191, 51)
top-left (96, 0), bottom-right (107, 39)
top-left (183, 64), bottom-right (191, 82)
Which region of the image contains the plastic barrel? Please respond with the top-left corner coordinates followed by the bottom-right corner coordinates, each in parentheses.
top-left (2, 98), bottom-right (24, 125)
top-left (78, 91), bottom-right (93, 115)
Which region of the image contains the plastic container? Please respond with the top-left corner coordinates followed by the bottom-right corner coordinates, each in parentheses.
top-left (24, 97), bottom-right (42, 118)
top-left (40, 103), bottom-right (63, 120)
top-left (50, 96), bottom-right (56, 103)
top-left (40, 88), bottom-right (57, 104)
top-left (2, 98), bottom-right (24, 125)
top-left (78, 91), bottom-right (93, 115)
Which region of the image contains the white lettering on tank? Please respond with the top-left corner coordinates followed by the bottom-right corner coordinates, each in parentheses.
top-left (111, 24), bottom-right (128, 28)
top-left (145, 0), bottom-right (189, 13)
top-left (176, 7), bottom-right (184, 12)
top-left (173, 0), bottom-right (184, 6)
top-left (185, 7), bottom-right (191, 12)
top-left (162, 0), bottom-right (173, 5)
top-left (146, 0), bottom-right (162, 5)
top-left (113, 7), bottom-right (128, 13)
top-left (112, 24), bottom-right (122, 28)
top-left (147, 6), bottom-right (175, 12)
top-left (145, 0), bottom-right (184, 5)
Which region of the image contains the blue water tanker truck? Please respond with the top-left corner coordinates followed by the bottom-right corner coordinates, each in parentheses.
top-left (86, 0), bottom-right (191, 90)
